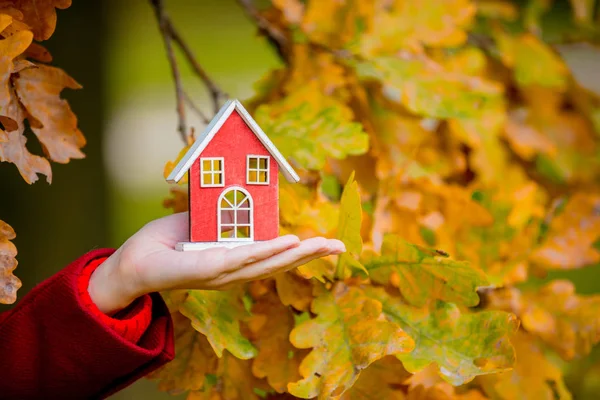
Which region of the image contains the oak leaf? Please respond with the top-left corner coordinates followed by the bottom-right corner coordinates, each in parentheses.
top-left (288, 283), bottom-right (414, 399)
top-left (0, 219), bottom-right (21, 304)
top-left (340, 356), bottom-right (409, 400)
top-left (180, 289), bottom-right (257, 360)
top-left (149, 312), bottom-right (218, 394)
top-left (365, 234), bottom-right (489, 307)
top-left (406, 365), bottom-right (489, 400)
top-left (357, 56), bottom-right (504, 120)
top-left (13, 63), bottom-right (85, 163)
top-left (7, 0), bottom-right (71, 41)
top-left (336, 171), bottom-right (366, 278)
top-left (479, 332), bottom-right (571, 400)
top-left (254, 84), bottom-right (368, 170)
top-left (531, 193), bottom-right (600, 270)
top-left (489, 282), bottom-right (600, 360)
top-left (275, 271), bottom-right (313, 312)
top-left (367, 287), bottom-right (517, 385)
top-left (0, 85), bottom-right (51, 183)
top-left (188, 351), bottom-right (269, 400)
top-left (0, 13), bottom-right (32, 130)
top-left (246, 291), bottom-right (306, 393)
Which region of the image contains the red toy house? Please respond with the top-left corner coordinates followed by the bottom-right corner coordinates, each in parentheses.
top-left (166, 99), bottom-right (300, 251)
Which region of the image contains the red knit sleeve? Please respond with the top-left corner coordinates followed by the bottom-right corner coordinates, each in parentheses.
top-left (77, 257), bottom-right (153, 343)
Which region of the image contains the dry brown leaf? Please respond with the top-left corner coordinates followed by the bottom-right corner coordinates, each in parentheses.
top-left (5, 0), bottom-right (71, 41)
top-left (0, 13), bottom-right (32, 130)
top-left (0, 85), bottom-right (51, 183)
top-left (13, 63), bottom-right (85, 163)
top-left (0, 219), bottom-right (21, 304)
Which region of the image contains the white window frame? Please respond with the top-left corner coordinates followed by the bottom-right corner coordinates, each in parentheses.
top-left (217, 187), bottom-right (253, 242)
top-left (246, 155), bottom-right (270, 185)
top-left (200, 157), bottom-right (225, 188)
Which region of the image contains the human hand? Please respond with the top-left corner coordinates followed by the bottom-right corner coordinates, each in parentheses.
top-left (88, 212), bottom-right (345, 314)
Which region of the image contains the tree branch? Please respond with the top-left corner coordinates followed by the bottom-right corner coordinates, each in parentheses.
top-left (165, 20), bottom-right (227, 114)
top-left (150, 0), bottom-right (187, 144)
top-left (150, 0), bottom-right (228, 142)
top-left (236, 0), bottom-right (289, 59)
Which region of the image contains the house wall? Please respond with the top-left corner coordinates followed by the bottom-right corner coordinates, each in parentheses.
top-left (189, 110), bottom-right (280, 242)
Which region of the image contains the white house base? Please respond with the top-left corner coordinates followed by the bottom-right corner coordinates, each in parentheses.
top-left (176, 241), bottom-right (255, 251)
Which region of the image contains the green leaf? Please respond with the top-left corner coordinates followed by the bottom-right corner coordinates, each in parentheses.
top-left (254, 86), bottom-right (369, 170)
top-left (180, 289), bottom-right (258, 360)
top-left (356, 56), bottom-right (504, 120)
top-left (366, 287), bottom-right (518, 385)
top-left (364, 234), bottom-right (489, 307)
top-left (336, 171), bottom-right (367, 278)
top-left (288, 284), bottom-right (414, 399)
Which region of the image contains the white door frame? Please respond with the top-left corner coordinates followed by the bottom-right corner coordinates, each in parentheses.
top-left (217, 186), bottom-right (254, 241)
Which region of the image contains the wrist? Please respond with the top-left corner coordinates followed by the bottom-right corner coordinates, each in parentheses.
top-left (88, 250), bottom-right (139, 314)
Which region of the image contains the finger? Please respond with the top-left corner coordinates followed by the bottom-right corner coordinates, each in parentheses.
top-left (219, 237), bottom-right (344, 284)
top-left (223, 234), bottom-right (301, 270)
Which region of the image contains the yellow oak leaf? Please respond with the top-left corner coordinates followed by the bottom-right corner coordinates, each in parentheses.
top-left (163, 186), bottom-right (189, 213)
top-left (13, 64), bottom-right (85, 163)
top-left (180, 289), bottom-right (257, 360)
top-left (246, 291), bottom-right (307, 393)
top-left (275, 271), bottom-right (313, 312)
top-left (478, 332), bottom-right (572, 400)
top-left (164, 143), bottom-right (190, 185)
top-left (187, 351), bottom-right (269, 400)
top-left (365, 234), bottom-right (489, 307)
top-left (0, 219), bottom-right (21, 304)
top-left (288, 283), bottom-right (414, 399)
top-left (254, 83), bottom-right (368, 170)
top-left (531, 193), bottom-right (600, 270)
top-left (340, 356), bottom-right (409, 400)
top-left (336, 171), bottom-right (366, 278)
top-left (495, 31), bottom-right (568, 90)
top-left (367, 287), bottom-right (517, 385)
top-left (149, 312), bottom-right (218, 394)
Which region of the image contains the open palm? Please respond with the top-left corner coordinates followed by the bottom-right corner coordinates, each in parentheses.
top-left (89, 212), bottom-right (345, 313)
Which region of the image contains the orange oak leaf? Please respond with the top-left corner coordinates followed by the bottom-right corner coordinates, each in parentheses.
top-left (340, 356), bottom-right (410, 400)
top-left (478, 332), bottom-right (571, 400)
top-left (5, 0), bottom-right (71, 41)
top-left (288, 283), bottom-right (414, 399)
top-left (489, 282), bottom-right (600, 360)
top-left (149, 312), bottom-right (218, 394)
top-left (530, 193), bottom-right (600, 270)
top-left (0, 13), bottom-right (32, 130)
top-left (246, 291), bottom-right (307, 393)
top-left (13, 63), bottom-right (85, 163)
top-left (406, 365), bottom-right (489, 400)
top-left (0, 219), bottom-right (21, 304)
top-left (274, 271), bottom-right (313, 312)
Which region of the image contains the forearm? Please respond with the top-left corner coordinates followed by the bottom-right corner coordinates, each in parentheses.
top-left (0, 249), bottom-right (174, 399)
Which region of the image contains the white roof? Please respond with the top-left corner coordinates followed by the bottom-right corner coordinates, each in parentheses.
top-left (166, 99), bottom-right (300, 184)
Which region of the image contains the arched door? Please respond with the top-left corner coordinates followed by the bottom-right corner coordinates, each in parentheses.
top-left (218, 187), bottom-right (253, 241)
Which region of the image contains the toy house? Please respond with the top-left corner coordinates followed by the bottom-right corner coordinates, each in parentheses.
top-left (166, 99), bottom-right (300, 251)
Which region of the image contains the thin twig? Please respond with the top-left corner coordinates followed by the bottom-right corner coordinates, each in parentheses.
top-left (183, 90), bottom-right (210, 124)
top-left (150, 0), bottom-right (187, 144)
top-left (236, 0), bottom-right (289, 59)
top-left (164, 19), bottom-right (227, 114)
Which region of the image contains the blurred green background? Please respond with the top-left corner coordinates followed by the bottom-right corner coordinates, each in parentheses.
top-left (0, 0), bottom-right (599, 398)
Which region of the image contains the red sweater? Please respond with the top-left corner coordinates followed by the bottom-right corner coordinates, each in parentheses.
top-left (0, 249), bottom-right (175, 399)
